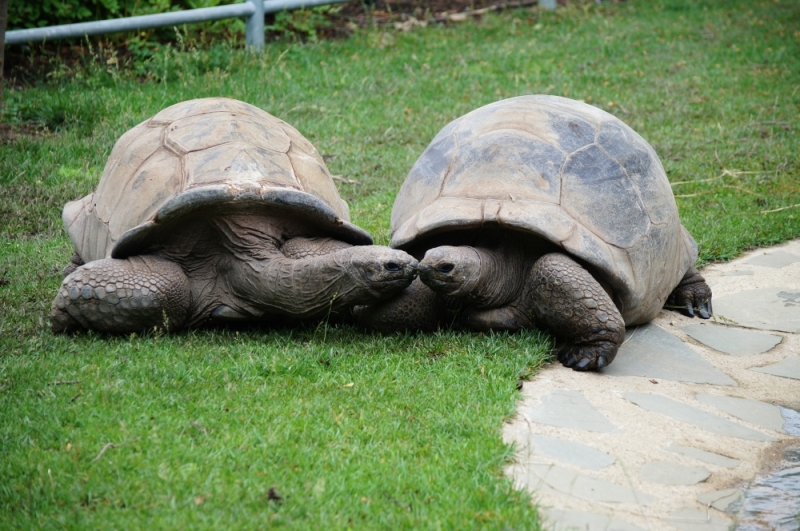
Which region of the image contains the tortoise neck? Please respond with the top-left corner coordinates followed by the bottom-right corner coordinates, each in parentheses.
top-left (464, 244), bottom-right (529, 309)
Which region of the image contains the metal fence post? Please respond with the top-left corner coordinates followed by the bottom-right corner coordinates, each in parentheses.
top-left (245, 0), bottom-right (264, 51)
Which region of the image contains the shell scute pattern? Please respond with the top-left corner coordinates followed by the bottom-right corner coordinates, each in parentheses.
top-left (64, 98), bottom-right (368, 264)
top-left (444, 130), bottom-right (564, 203)
top-left (164, 112), bottom-right (290, 156)
top-left (390, 95), bottom-right (697, 325)
top-left (561, 143), bottom-right (650, 250)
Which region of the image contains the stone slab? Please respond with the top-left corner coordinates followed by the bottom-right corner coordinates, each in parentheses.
top-left (622, 392), bottom-right (776, 442)
top-left (530, 434), bottom-right (616, 469)
top-left (713, 289), bottom-right (800, 333)
top-left (523, 389), bottom-right (617, 433)
top-left (680, 323), bottom-right (782, 356)
top-left (695, 393), bottom-right (786, 432)
top-left (604, 324), bottom-right (737, 385)
top-left (665, 507), bottom-right (733, 531)
top-left (529, 464), bottom-right (656, 504)
top-left (744, 250), bottom-right (800, 268)
top-left (696, 488), bottom-right (742, 512)
top-left (750, 357), bottom-right (800, 380)
top-left (666, 444), bottom-right (741, 469)
top-left (546, 508), bottom-right (646, 531)
top-left (639, 461), bottom-right (710, 485)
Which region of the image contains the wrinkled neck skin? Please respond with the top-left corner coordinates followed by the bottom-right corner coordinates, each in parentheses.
top-left (422, 243), bottom-right (528, 310)
top-left (156, 213), bottom-right (414, 324)
top-left (228, 247), bottom-right (383, 319)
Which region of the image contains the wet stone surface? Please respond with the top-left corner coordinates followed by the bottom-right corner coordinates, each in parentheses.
top-left (502, 239), bottom-right (800, 531)
top-left (697, 488), bottom-right (743, 512)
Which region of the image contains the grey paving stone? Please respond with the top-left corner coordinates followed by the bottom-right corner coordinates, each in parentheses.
top-left (546, 508), bottom-right (646, 531)
top-left (680, 323), bottom-right (782, 356)
top-left (524, 389), bottom-right (617, 433)
top-left (696, 488), bottom-right (742, 511)
top-left (530, 434), bottom-right (616, 469)
top-left (603, 324), bottom-right (736, 385)
top-left (639, 461), bottom-right (710, 485)
top-left (529, 464), bottom-right (655, 504)
top-left (713, 289), bottom-right (800, 333)
top-left (622, 393), bottom-right (776, 442)
top-left (744, 250), bottom-right (800, 268)
top-left (750, 357), bottom-right (800, 380)
top-left (666, 444), bottom-right (741, 469)
top-left (695, 393), bottom-right (787, 432)
top-left (665, 507), bottom-right (734, 531)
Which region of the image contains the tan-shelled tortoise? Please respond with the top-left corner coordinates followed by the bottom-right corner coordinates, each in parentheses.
top-left (51, 98), bottom-right (417, 333)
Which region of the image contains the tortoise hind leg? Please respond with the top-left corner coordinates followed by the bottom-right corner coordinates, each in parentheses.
top-left (528, 253), bottom-right (625, 371)
top-left (50, 256), bottom-right (191, 333)
top-left (62, 253), bottom-right (85, 278)
top-left (666, 267), bottom-right (712, 319)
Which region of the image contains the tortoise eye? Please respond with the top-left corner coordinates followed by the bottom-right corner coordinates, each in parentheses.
top-left (437, 263), bottom-right (455, 274)
top-left (384, 261), bottom-right (403, 272)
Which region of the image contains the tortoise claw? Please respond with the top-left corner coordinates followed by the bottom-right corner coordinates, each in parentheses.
top-left (697, 299), bottom-right (712, 319)
top-left (667, 268), bottom-right (713, 319)
top-left (556, 341), bottom-right (619, 371)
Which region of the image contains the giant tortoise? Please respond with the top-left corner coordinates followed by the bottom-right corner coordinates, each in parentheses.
top-left (51, 97), bottom-right (417, 333)
top-left (359, 95), bottom-right (711, 371)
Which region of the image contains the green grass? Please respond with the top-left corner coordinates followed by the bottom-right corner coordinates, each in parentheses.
top-left (2, 0), bottom-right (799, 528)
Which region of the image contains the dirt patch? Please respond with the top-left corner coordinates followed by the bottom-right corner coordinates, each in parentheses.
top-left (0, 123), bottom-right (46, 142)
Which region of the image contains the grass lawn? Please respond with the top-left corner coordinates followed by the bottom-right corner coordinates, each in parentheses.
top-left (1, 0), bottom-right (799, 528)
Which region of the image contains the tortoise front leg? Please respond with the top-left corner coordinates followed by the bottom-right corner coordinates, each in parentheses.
top-left (50, 256), bottom-right (191, 333)
top-left (527, 253), bottom-right (625, 371)
top-left (353, 277), bottom-right (451, 332)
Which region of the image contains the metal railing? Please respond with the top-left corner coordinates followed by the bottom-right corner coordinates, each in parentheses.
top-left (5, 0), bottom-right (352, 51)
top-left (6, 0), bottom-right (557, 51)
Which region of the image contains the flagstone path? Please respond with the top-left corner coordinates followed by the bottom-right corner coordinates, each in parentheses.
top-left (503, 239), bottom-right (800, 531)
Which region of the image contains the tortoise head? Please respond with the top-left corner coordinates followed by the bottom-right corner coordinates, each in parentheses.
top-left (418, 246), bottom-right (483, 297)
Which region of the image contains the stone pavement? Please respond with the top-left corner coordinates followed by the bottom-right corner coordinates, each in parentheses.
top-left (503, 239), bottom-right (800, 531)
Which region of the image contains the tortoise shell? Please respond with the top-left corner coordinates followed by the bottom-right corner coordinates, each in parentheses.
top-left (63, 97), bottom-right (371, 263)
top-left (390, 95), bottom-right (697, 325)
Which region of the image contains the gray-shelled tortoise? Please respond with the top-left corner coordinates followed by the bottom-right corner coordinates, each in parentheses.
top-left (359, 95), bottom-right (711, 371)
top-left (51, 97), bottom-right (417, 334)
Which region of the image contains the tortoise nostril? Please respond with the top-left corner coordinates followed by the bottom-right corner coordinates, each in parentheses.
top-left (437, 263), bottom-right (455, 274)
top-left (385, 261), bottom-right (402, 272)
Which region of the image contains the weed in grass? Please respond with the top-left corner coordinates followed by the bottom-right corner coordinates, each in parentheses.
top-left (1, 0), bottom-right (799, 528)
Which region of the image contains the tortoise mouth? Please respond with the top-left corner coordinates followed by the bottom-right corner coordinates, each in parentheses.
top-left (417, 262), bottom-right (462, 294)
top-left (111, 185), bottom-right (373, 259)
